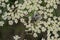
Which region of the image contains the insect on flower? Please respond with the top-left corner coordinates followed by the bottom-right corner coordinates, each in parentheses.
top-left (32, 12), bottom-right (42, 21)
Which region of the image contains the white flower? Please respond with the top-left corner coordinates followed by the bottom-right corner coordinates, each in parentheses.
top-left (8, 20), bottom-right (13, 25)
top-left (53, 16), bottom-right (57, 20)
top-left (14, 19), bottom-right (18, 24)
top-left (7, 4), bottom-right (10, 10)
top-left (38, 0), bottom-right (42, 4)
top-left (33, 33), bottom-right (38, 37)
top-left (51, 36), bottom-right (54, 40)
top-left (14, 1), bottom-right (18, 4)
top-left (2, 3), bottom-right (6, 7)
top-left (53, 4), bottom-right (57, 9)
top-left (58, 17), bottom-right (60, 20)
top-left (46, 4), bottom-right (50, 8)
top-left (11, 5), bottom-right (15, 9)
top-left (7, 16), bottom-right (11, 20)
top-left (41, 27), bottom-right (46, 32)
top-left (2, 15), bottom-right (7, 20)
top-left (54, 33), bottom-right (59, 38)
top-left (41, 38), bottom-right (45, 40)
top-left (0, 9), bottom-right (2, 14)
top-left (0, 21), bottom-right (4, 26)
top-left (5, 0), bottom-right (8, 2)
top-left (37, 29), bottom-right (41, 33)
top-left (20, 18), bottom-right (25, 23)
top-left (23, 11), bottom-right (28, 15)
top-left (49, 3), bottom-right (53, 6)
top-left (44, 15), bottom-right (47, 19)
top-left (49, 9), bottom-right (54, 13)
top-left (13, 35), bottom-right (21, 40)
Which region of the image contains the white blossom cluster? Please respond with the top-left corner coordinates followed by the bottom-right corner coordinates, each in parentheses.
top-left (0, 0), bottom-right (60, 40)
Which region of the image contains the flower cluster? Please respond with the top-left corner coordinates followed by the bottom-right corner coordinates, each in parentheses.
top-left (0, 0), bottom-right (60, 40)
